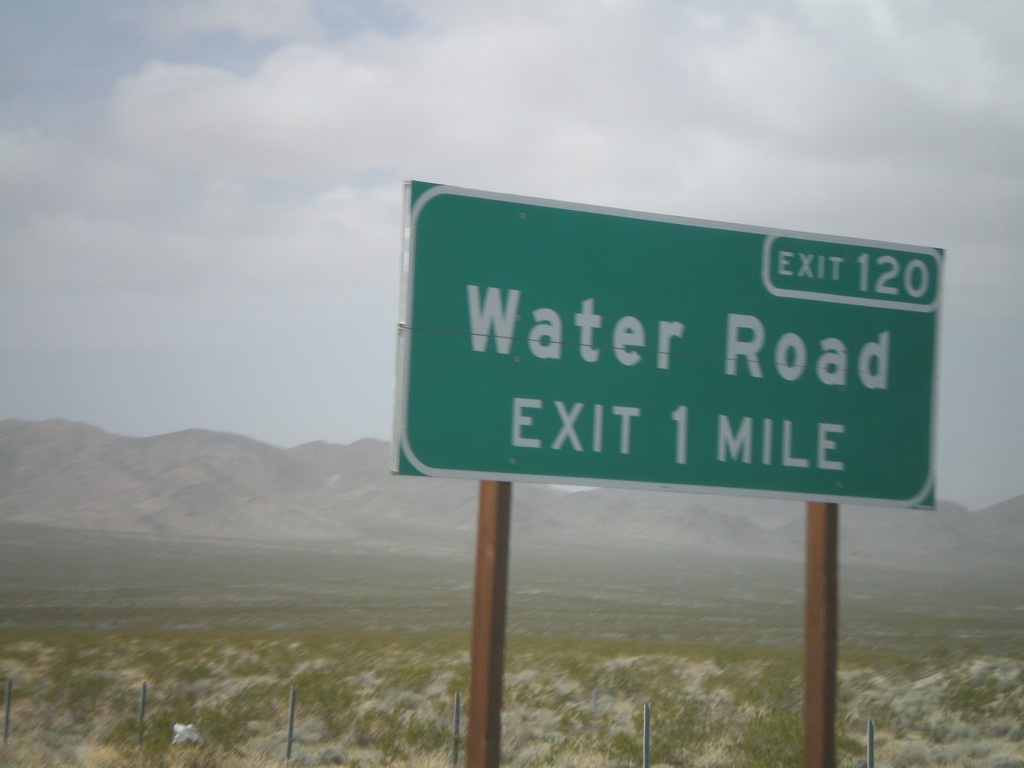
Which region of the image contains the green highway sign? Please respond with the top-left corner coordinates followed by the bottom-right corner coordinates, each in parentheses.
top-left (393, 182), bottom-right (942, 508)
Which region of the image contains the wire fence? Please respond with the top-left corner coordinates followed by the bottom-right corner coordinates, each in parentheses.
top-left (2, 675), bottom-right (880, 768)
top-left (4, 631), bottom-right (1021, 767)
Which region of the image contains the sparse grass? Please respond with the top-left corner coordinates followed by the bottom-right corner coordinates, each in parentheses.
top-left (2, 630), bottom-right (1022, 767)
top-left (2, 524), bottom-right (1022, 765)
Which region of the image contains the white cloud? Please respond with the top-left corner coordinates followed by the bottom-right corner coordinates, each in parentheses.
top-left (9, 0), bottom-right (1017, 349)
top-left (0, 131), bottom-right (66, 223)
top-left (1, 178), bottom-right (400, 346)
top-left (109, 5), bottom-right (748, 184)
top-left (107, 2), bottom-right (1024, 189)
top-left (1, 115), bottom-right (400, 348)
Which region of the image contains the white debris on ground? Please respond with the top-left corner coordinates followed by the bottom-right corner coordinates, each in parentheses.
top-left (172, 723), bottom-right (202, 745)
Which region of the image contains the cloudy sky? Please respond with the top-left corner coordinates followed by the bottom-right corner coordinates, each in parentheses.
top-left (2, 0), bottom-right (1021, 510)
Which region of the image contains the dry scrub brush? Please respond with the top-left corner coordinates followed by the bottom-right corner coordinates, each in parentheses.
top-left (1, 631), bottom-right (1022, 767)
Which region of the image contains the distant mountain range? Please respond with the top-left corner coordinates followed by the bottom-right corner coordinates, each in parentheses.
top-left (1, 419), bottom-right (1021, 573)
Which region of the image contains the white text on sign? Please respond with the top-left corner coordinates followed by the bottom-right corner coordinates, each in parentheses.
top-left (465, 285), bottom-right (886, 477)
top-left (468, 286), bottom-right (890, 389)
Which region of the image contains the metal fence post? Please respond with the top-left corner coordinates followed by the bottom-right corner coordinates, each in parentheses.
top-left (286, 685), bottom-right (297, 761)
top-left (867, 719), bottom-right (874, 768)
top-left (138, 682), bottom-right (147, 747)
top-left (642, 701), bottom-right (651, 768)
top-left (452, 691), bottom-right (462, 766)
top-left (3, 679), bottom-right (11, 746)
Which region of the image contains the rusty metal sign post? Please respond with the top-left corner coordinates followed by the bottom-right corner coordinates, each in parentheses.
top-left (804, 501), bottom-right (839, 768)
top-left (466, 481), bottom-right (512, 768)
top-left (462, 492), bottom-right (843, 768)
